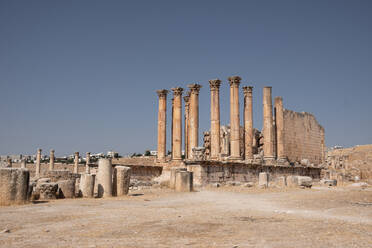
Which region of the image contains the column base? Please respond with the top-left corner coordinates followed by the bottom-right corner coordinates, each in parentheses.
top-left (277, 157), bottom-right (289, 166)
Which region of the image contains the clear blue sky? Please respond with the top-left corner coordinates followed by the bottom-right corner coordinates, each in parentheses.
top-left (1, 0), bottom-right (371, 156)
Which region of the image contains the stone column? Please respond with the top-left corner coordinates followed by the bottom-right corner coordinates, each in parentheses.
top-left (263, 87), bottom-right (275, 161)
top-left (228, 76), bottom-right (242, 160)
top-left (74, 152), bottom-right (79, 174)
top-left (187, 84), bottom-right (202, 159)
top-left (171, 87), bottom-right (183, 160)
top-left (0, 168), bottom-right (30, 206)
top-left (156, 89), bottom-right (168, 162)
top-left (183, 92), bottom-right (191, 159)
top-left (49, 149), bottom-right (55, 171)
top-left (97, 158), bottom-right (113, 198)
top-left (113, 166), bottom-right (131, 196)
top-left (243, 86), bottom-right (254, 161)
top-left (7, 158), bottom-right (12, 168)
top-left (36, 148), bottom-right (42, 177)
top-left (85, 152), bottom-right (91, 173)
top-left (274, 97), bottom-right (286, 161)
top-left (79, 174), bottom-right (95, 198)
top-left (209, 79), bottom-right (221, 160)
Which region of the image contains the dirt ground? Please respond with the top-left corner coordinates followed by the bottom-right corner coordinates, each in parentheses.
top-left (0, 186), bottom-right (371, 248)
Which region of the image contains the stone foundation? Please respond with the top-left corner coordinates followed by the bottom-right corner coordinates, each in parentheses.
top-left (186, 161), bottom-right (321, 186)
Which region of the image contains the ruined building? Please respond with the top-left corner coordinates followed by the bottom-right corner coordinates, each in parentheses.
top-left (156, 76), bottom-right (325, 185)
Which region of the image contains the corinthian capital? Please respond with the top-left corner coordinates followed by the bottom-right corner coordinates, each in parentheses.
top-left (242, 86), bottom-right (253, 96)
top-left (156, 89), bottom-right (168, 98)
top-left (209, 79), bottom-right (221, 91)
top-left (171, 87), bottom-right (184, 96)
top-left (187, 83), bottom-right (202, 95)
top-left (228, 76), bottom-right (241, 86)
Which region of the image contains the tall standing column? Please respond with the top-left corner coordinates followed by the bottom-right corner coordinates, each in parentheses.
top-left (36, 148), bottom-right (41, 177)
top-left (85, 152), bottom-right (91, 173)
top-left (187, 84), bottom-right (202, 159)
top-left (49, 149), bottom-right (55, 171)
top-left (171, 87), bottom-right (183, 160)
top-left (156, 89), bottom-right (168, 162)
top-left (183, 92), bottom-right (190, 159)
top-left (263, 87), bottom-right (275, 161)
top-left (209, 79), bottom-right (221, 160)
top-left (74, 152), bottom-right (79, 173)
top-left (228, 76), bottom-right (242, 160)
top-left (243, 86), bottom-right (254, 161)
top-left (275, 97), bottom-right (286, 161)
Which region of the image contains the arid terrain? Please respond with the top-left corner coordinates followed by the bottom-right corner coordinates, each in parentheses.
top-left (0, 186), bottom-right (371, 248)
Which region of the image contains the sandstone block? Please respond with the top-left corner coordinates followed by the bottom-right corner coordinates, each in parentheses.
top-left (258, 172), bottom-right (268, 188)
top-left (277, 176), bottom-right (287, 187)
top-left (38, 182), bottom-right (58, 200)
top-left (286, 176), bottom-right (298, 187)
top-left (113, 166), bottom-right (131, 196)
top-left (79, 174), bottom-right (95, 198)
top-left (0, 168), bottom-right (30, 206)
top-left (169, 167), bottom-right (186, 189)
top-left (175, 171), bottom-right (193, 192)
top-left (57, 179), bottom-right (76, 198)
top-left (297, 176), bottom-right (312, 188)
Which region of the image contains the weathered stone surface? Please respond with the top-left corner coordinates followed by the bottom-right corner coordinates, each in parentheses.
top-left (243, 182), bottom-right (254, 187)
top-left (79, 174), bottom-right (95, 198)
top-left (191, 147), bottom-right (206, 161)
top-left (0, 168), bottom-right (30, 206)
top-left (169, 167), bottom-right (186, 189)
top-left (57, 179), bottom-right (76, 198)
top-left (276, 176), bottom-right (287, 187)
top-left (97, 158), bottom-right (113, 198)
top-left (297, 176), bottom-right (312, 188)
top-left (321, 179), bottom-right (337, 186)
top-left (38, 182), bottom-right (58, 200)
top-left (175, 171), bottom-right (193, 192)
top-left (258, 172), bottom-right (268, 188)
top-left (113, 166), bottom-right (131, 196)
top-left (286, 175), bottom-right (298, 187)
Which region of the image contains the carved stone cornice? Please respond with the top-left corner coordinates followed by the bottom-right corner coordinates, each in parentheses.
top-left (156, 89), bottom-right (168, 98)
top-left (242, 86), bottom-right (253, 96)
top-left (187, 84), bottom-right (202, 95)
top-left (209, 79), bottom-right (221, 91)
top-left (171, 87), bottom-right (184, 96)
top-left (228, 76), bottom-right (241, 87)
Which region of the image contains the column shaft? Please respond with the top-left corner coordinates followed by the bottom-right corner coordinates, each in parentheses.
top-left (36, 149), bottom-right (41, 177)
top-left (156, 90), bottom-right (168, 162)
top-left (172, 87), bottom-right (183, 160)
top-left (263, 87), bottom-right (275, 160)
top-left (85, 152), bottom-right (91, 173)
top-left (229, 76), bottom-right (242, 159)
top-left (275, 97), bottom-right (285, 160)
top-left (243, 86), bottom-right (254, 160)
top-left (209, 79), bottom-right (221, 160)
top-left (74, 152), bottom-right (79, 173)
top-left (49, 150), bottom-right (55, 171)
top-left (183, 92), bottom-right (190, 159)
top-left (188, 84), bottom-right (202, 159)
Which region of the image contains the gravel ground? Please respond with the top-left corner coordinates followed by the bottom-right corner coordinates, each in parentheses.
top-left (0, 186), bottom-right (371, 248)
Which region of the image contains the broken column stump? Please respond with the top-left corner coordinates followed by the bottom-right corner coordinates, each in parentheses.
top-left (113, 166), bottom-right (131, 196)
top-left (97, 158), bottom-right (113, 198)
top-left (0, 168), bottom-right (30, 206)
top-left (175, 171), bottom-right (193, 192)
top-left (79, 174), bottom-right (95, 198)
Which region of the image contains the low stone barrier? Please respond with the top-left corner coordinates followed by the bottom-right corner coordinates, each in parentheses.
top-left (0, 168), bottom-right (30, 206)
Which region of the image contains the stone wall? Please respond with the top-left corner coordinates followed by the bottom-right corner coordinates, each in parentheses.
top-left (282, 110), bottom-right (325, 164)
top-left (326, 144), bottom-right (372, 180)
top-left (187, 161), bottom-right (321, 186)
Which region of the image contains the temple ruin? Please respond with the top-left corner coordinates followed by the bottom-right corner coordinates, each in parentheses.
top-left (156, 76), bottom-right (325, 185)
